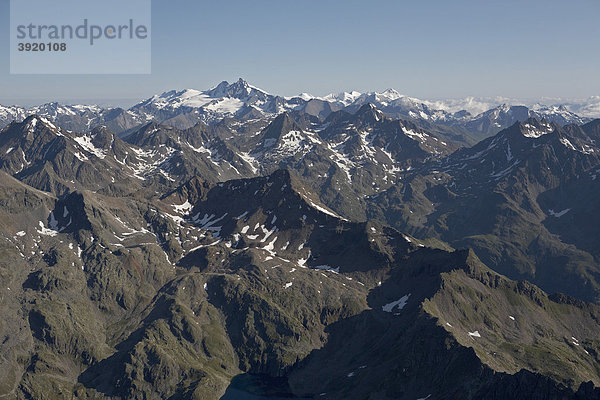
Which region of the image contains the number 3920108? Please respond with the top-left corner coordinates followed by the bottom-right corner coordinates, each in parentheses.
top-left (18, 43), bottom-right (67, 52)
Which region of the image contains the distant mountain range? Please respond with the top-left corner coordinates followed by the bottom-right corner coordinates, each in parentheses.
top-left (1, 79), bottom-right (598, 142)
top-left (1, 82), bottom-right (600, 399)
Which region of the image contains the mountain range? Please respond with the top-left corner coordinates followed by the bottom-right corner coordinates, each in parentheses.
top-left (2, 79), bottom-right (598, 142)
top-left (1, 82), bottom-right (600, 399)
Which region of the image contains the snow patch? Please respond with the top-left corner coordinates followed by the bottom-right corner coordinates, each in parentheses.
top-left (522, 122), bottom-right (553, 138)
top-left (382, 294), bottom-right (411, 313)
top-left (548, 208), bottom-right (570, 218)
top-left (37, 221), bottom-right (57, 237)
top-left (73, 135), bottom-right (107, 159)
top-left (313, 265), bottom-right (339, 273)
top-left (173, 200), bottom-right (193, 214)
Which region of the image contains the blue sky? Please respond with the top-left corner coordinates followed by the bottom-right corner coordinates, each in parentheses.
top-left (0, 0), bottom-right (598, 106)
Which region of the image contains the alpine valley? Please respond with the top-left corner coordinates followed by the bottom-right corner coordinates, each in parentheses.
top-left (1, 79), bottom-right (600, 400)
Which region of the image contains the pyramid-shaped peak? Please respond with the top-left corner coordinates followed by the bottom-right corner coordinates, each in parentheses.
top-left (261, 112), bottom-right (303, 141)
top-left (20, 115), bottom-right (60, 132)
top-left (359, 103), bottom-right (382, 112)
top-left (380, 88), bottom-right (403, 100)
top-left (354, 103), bottom-right (385, 122)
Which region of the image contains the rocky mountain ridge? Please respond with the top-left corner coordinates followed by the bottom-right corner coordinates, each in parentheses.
top-left (1, 103), bottom-right (600, 399)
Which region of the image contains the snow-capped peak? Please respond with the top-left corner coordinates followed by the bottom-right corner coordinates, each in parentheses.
top-left (133, 79), bottom-right (274, 115)
top-left (323, 91), bottom-right (364, 106)
top-left (206, 78), bottom-right (269, 99)
top-left (379, 88), bottom-right (404, 101)
top-left (297, 93), bottom-right (315, 101)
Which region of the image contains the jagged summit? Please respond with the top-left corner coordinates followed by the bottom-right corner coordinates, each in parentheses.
top-left (206, 78), bottom-right (269, 98)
